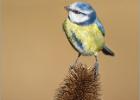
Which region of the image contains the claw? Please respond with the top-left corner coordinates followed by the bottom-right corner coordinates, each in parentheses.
top-left (69, 63), bottom-right (75, 69)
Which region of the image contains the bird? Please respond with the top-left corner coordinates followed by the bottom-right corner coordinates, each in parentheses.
top-left (63, 2), bottom-right (115, 74)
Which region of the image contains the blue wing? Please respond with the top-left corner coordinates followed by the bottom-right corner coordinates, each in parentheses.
top-left (95, 18), bottom-right (106, 36)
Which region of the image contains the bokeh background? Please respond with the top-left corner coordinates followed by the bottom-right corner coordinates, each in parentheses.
top-left (2, 0), bottom-right (138, 100)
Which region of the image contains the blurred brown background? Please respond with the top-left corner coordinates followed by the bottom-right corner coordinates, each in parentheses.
top-left (2, 0), bottom-right (138, 100)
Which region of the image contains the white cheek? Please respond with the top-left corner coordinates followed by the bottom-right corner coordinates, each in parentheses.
top-left (69, 11), bottom-right (89, 23)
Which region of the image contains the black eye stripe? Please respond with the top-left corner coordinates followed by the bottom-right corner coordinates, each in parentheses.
top-left (71, 9), bottom-right (87, 15)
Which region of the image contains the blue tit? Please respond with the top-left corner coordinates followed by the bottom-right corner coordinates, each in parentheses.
top-left (63, 2), bottom-right (115, 74)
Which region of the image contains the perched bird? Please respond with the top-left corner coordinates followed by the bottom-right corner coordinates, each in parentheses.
top-left (63, 2), bottom-right (115, 74)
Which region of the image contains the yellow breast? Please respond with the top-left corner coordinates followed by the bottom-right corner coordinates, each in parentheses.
top-left (63, 19), bottom-right (105, 56)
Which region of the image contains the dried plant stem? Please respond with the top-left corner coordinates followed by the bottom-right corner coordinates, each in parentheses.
top-left (55, 62), bottom-right (101, 100)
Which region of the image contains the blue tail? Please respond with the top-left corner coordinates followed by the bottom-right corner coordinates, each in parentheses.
top-left (102, 45), bottom-right (115, 56)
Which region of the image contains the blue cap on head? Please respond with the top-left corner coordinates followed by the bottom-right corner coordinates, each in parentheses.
top-left (75, 2), bottom-right (93, 11)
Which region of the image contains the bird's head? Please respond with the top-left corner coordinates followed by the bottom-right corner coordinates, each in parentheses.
top-left (65, 2), bottom-right (97, 25)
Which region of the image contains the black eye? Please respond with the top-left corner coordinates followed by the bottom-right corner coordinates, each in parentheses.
top-left (73, 10), bottom-right (81, 14)
top-left (72, 10), bottom-right (87, 15)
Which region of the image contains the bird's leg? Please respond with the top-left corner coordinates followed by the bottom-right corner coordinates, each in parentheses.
top-left (70, 53), bottom-right (81, 69)
top-left (73, 53), bottom-right (81, 66)
top-left (94, 55), bottom-right (99, 76)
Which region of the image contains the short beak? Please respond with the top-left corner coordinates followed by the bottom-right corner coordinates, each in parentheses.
top-left (64, 6), bottom-right (70, 11)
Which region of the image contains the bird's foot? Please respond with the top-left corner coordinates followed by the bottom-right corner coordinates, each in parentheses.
top-left (70, 54), bottom-right (81, 69)
top-left (69, 64), bottom-right (74, 69)
top-left (69, 57), bottom-right (80, 69)
top-left (69, 62), bottom-right (77, 69)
